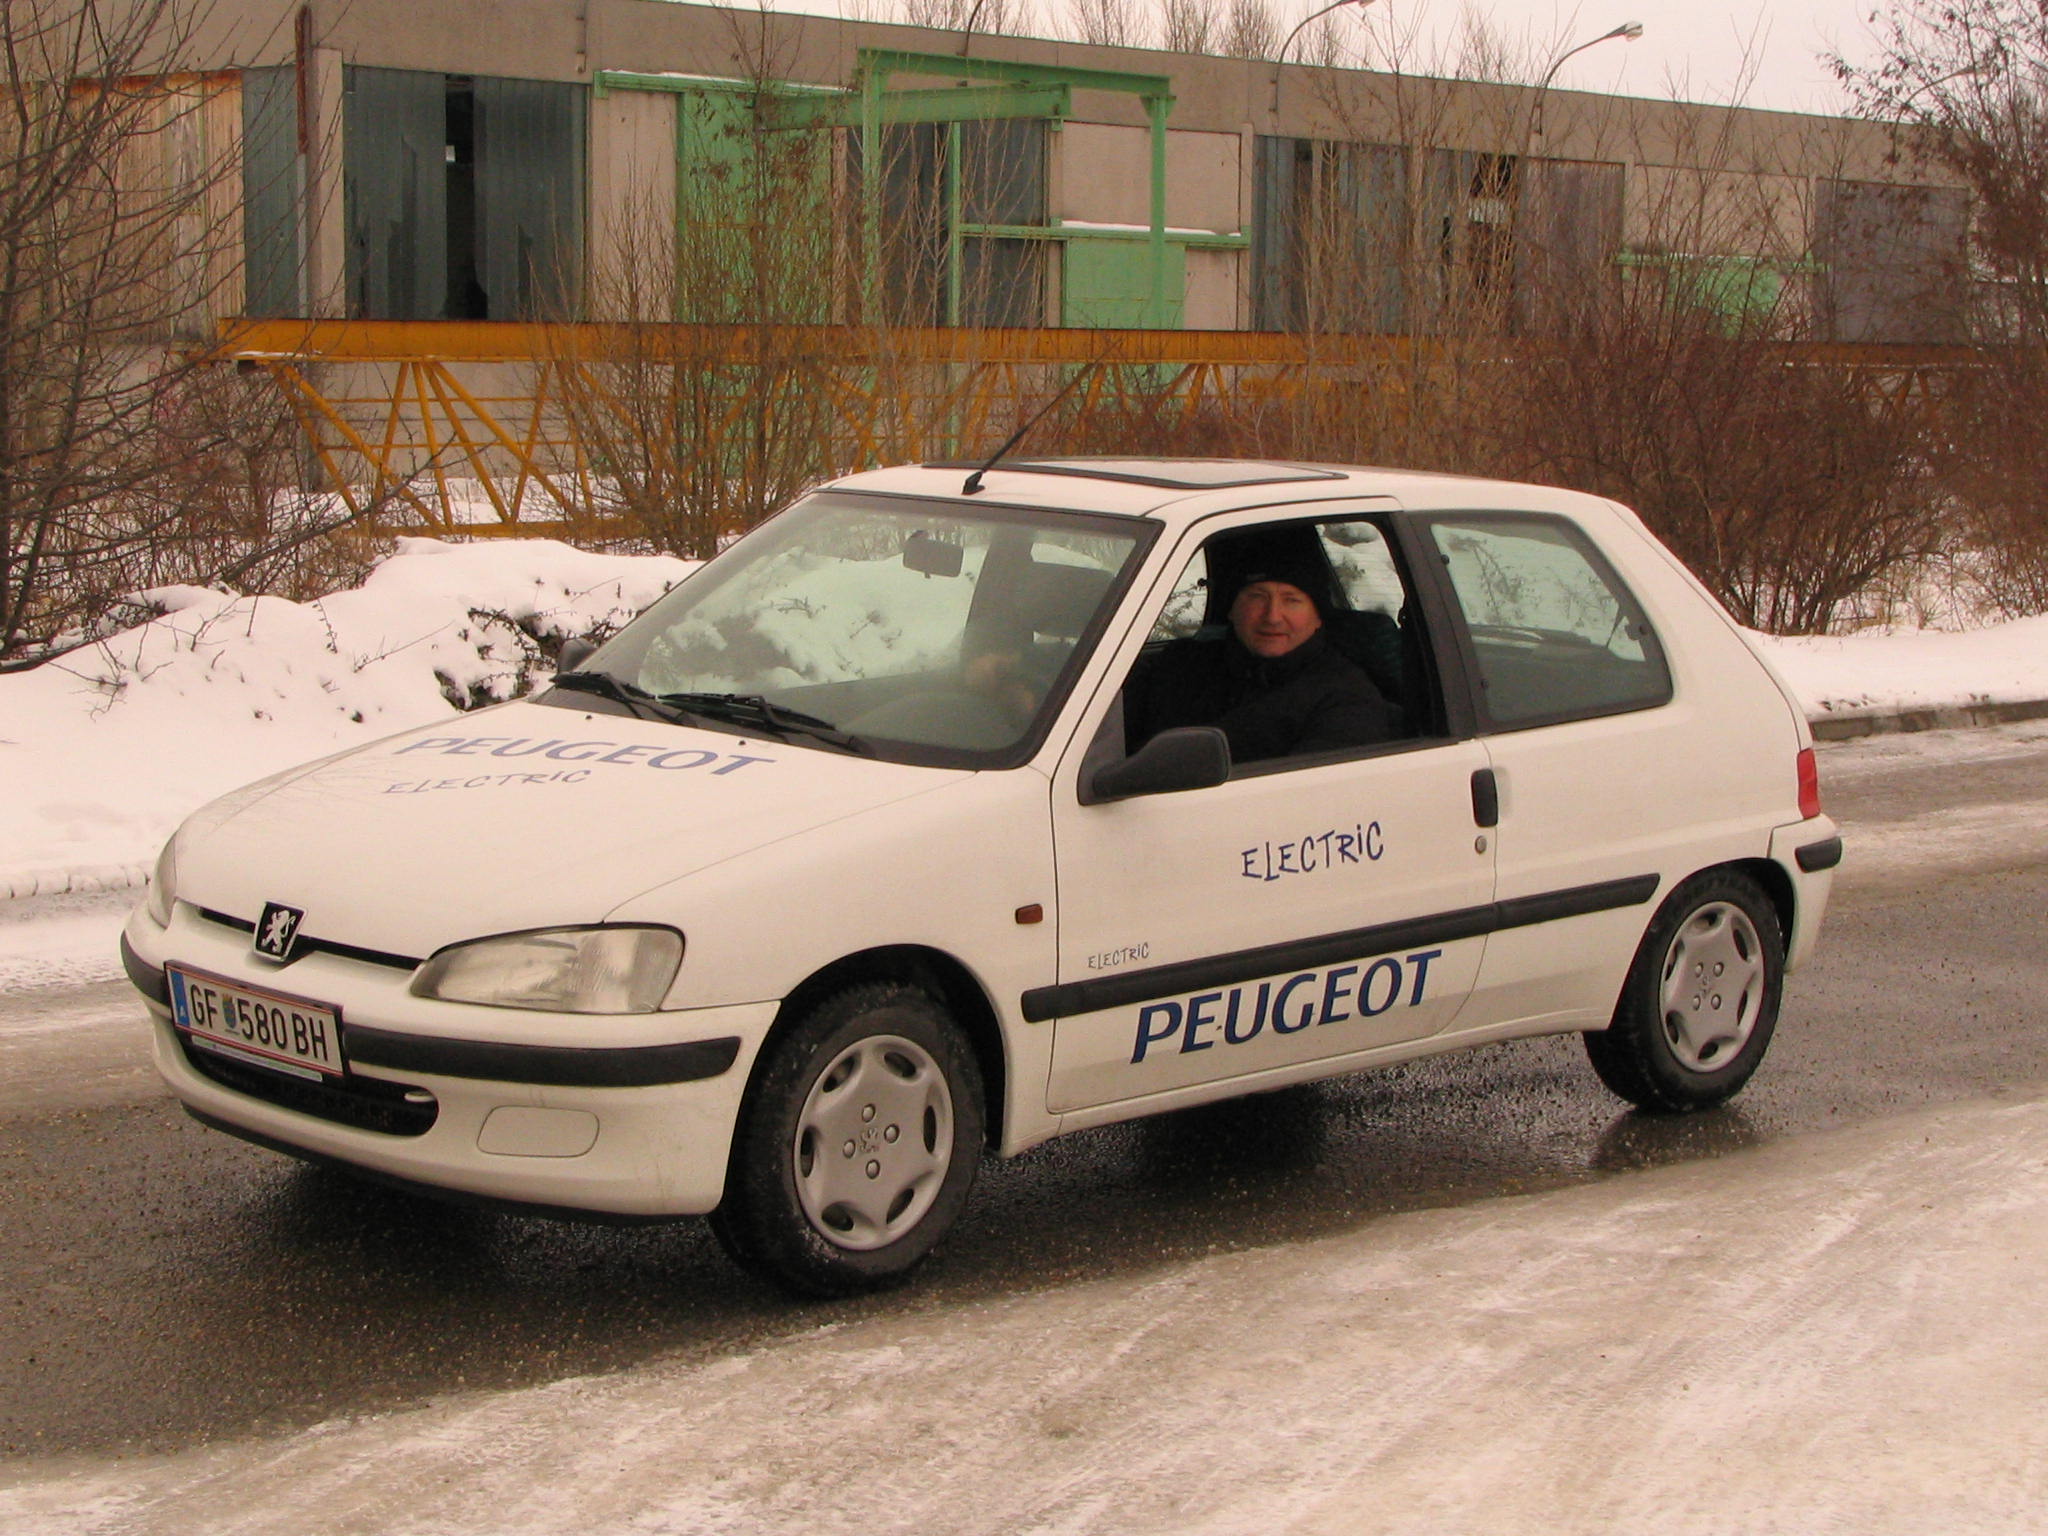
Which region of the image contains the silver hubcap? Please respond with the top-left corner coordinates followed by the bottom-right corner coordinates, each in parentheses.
top-left (794, 1034), bottom-right (954, 1252)
top-left (1659, 900), bottom-right (1766, 1071)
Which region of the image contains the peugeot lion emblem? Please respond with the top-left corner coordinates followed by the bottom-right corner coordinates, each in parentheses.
top-left (255, 901), bottom-right (306, 962)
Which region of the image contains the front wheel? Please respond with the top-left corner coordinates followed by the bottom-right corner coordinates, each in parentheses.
top-left (1585, 870), bottom-right (1784, 1113)
top-left (711, 982), bottom-right (984, 1296)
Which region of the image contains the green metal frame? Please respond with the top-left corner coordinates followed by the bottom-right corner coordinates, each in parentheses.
top-left (592, 70), bottom-right (842, 101)
top-left (765, 82), bottom-right (1071, 131)
top-left (596, 50), bottom-right (1189, 329)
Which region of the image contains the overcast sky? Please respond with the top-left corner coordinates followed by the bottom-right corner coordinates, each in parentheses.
top-left (772, 1), bottom-right (1886, 117)
top-left (1362, 0), bottom-right (1879, 115)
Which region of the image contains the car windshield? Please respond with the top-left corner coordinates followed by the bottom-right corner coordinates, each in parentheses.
top-left (569, 492), bottom-right (1151, 766)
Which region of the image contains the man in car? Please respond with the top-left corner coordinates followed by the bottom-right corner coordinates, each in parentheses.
top-left (1122, 530), bottom-right (1396, 764)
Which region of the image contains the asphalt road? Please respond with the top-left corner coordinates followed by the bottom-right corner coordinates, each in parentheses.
top-left (3, 724), bottom-right (2045, 1462)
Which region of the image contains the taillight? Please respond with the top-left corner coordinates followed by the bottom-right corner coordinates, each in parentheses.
top-left (1796, 747), bottom-right (1821, 819)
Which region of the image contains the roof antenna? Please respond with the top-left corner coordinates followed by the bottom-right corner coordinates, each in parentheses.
top-left (961, 362), bottom-right (1096, 496)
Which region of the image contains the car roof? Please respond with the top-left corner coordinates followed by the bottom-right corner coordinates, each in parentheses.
top-left (824, 458), bottom-right (1618, 527)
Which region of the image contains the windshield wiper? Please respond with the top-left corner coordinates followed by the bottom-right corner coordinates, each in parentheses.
top-left (658, 692), bottom-right (872, 755)
top-left (549, 670), bottom-right (695, 726)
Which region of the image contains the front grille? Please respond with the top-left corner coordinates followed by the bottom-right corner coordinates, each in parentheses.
top-left (179, 1034), bottom-right (439, 1137)
top-left (194, 907), bottom-right (420, 971)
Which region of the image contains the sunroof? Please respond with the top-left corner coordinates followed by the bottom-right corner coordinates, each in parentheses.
top-left (926, 457), bottom-right (1346, 491)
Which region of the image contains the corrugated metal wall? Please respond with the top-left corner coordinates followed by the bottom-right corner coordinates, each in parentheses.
top-left (1253, 136), bottom-right (1408, 335)
top-left (242, 65), bottom-right (302, 318)
top-left (475, 75), bottom-right (585, 318)
top-left (1515, 159), bottom-right (1625, 332)
top-left (1815, 178), bottom-right (1969, 345)
top-left (345, 66), bottom-right (447, 320)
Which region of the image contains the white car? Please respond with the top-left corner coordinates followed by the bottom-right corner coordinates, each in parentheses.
top-left (123, 459), bottom-right (1841, 1295)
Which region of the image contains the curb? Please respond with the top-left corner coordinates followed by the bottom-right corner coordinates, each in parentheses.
top-left (2, 862), bottom-right (153, 904)
top-left (1807, 697), bottom-right (2048, 741)
top-left (6, 702), bottom-right (2047, 905)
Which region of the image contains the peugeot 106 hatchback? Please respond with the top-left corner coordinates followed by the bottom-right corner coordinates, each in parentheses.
top-left (123, 460), bottom-right (1841, 1294)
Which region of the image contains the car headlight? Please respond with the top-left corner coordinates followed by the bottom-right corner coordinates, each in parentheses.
top-left (409, 926), bottom-right (684, 1014)
top-left (144, 836), bottom-right (179, 926)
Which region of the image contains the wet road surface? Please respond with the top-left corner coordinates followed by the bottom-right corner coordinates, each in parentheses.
top-left (3, 728), bottom-right (2044, 1460)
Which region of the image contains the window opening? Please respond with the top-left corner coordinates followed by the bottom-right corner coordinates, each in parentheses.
top-left (242, 65), bottom-right (304, 318)
top-left (1121, 516), bottom-right (1428, 768)
top-left (1814, 178), bottom-right (1968, 345)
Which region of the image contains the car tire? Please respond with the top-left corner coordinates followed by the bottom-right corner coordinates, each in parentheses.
top-left (1584, 870), bottom-right (1784, 1113)
top-left (710, 982), bottom-right (984, 1297)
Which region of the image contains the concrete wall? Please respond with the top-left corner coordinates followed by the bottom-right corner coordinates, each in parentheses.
top-left (587, 86), bottom-right (677, 320)
top-left (159, 0), bottom-right (1955, 337)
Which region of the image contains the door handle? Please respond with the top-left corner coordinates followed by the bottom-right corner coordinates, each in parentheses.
top-left (1470, 767), bottom-right (1499, 828)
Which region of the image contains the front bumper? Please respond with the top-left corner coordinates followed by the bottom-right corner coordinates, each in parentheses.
top-left (125, 903), bottom-right (778, 1218)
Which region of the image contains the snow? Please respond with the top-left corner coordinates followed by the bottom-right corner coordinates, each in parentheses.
top-left (1057, 219), bottom-right (1239, 238)
top-left (1, 534), bottom-right (2044, 988)
top-left (1762, 614), bottom-right (2048, 721)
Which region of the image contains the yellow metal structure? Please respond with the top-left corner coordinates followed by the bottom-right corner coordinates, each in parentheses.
top-left (209, 319), bottom-right (1975, 539)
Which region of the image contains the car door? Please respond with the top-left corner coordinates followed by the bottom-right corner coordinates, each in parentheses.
top-left (1037, 505), bottom-right (1498, 1117)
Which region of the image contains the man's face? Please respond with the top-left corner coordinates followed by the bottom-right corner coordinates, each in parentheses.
top-left (1230, 580), bottom-right (1321, 659)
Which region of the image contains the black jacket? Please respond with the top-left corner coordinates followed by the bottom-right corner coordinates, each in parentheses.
top-left (1123, 628), bottom-right (1394, 764)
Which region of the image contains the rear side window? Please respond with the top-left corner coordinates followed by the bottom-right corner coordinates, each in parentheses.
top-left (1428, 514), bottom-right (1671, 728)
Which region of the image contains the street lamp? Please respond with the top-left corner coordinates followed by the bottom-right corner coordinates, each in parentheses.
top-left (1529, 21), bottom-right (1644, 140)
top-left (1271, 0), bottom-right (1378, 116)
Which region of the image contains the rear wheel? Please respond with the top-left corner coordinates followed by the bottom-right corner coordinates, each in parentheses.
top-left (711, 982), bottom-right (984, 1296)
top-left (1585, 870), bottom-right (1784, 1113)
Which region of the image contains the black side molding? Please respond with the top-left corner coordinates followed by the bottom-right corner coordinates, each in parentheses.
top-left (1796, 835), bottom-right (1844, 873)
top-left (1020, 873), bottom-right (1661, 1023)
top-left (344, 1026), bottom-right (741, 1088)
top-left (121, 933), bottom-right (169, 1006)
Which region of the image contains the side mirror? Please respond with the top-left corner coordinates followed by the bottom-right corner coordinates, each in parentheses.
top-left (1085, 726), bottom-right (1231, 803)
top-left (556, 637), bottom-right (597, 674)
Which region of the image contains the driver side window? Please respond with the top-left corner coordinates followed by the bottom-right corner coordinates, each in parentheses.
top-left (1117, 514), bottom-right (1428, 769)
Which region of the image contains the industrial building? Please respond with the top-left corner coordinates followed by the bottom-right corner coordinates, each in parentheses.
top-left (98, 0), bottom-right (1969, 530)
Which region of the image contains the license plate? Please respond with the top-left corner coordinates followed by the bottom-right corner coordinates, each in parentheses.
top-left (167, 964), bottom-right (345, 1080)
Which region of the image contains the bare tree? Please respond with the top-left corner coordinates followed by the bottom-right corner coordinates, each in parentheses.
top-left (547, 15), bottom-right (853, 558)
top-left (897, 0), bottom-right (1034, 36)
top-left (1218, 0), bottom-right (1280, 61)
top-left (1159, 0), bottom-right (1216, 55)
top-left (0, 0), bottom-right (370, 661)
top-left (1069, 0), bottom-right (1146, 48)
top-left (1837, 0), bottom-right (2048, 615)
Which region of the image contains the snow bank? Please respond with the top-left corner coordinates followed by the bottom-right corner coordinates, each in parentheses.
top-left (1753, 615), bottom-right (2048, 722)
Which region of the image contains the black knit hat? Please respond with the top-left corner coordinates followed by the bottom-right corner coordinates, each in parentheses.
top-left (1216, 530), bottom-right (1332, 618)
